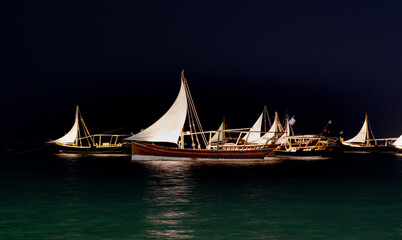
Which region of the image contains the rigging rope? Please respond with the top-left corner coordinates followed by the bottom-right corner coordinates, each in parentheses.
top-left (183, 79), bottom-right (207, 146)
top-left (78, 108), bottom-right (95, 146)
top-left (186, 106), bottom-right (196, 149)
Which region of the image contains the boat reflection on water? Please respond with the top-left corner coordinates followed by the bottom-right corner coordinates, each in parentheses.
top-left (265, 156), bottom-right (330, 161)
top-left (137, 159), bottom-right (290, 239)
top-left (140, 161), bottom-right (196, 239)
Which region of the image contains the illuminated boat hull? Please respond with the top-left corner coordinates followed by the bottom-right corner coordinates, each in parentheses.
top-left (131, 142), bottom-right (277, 161)
top-left (57, 144), bottom-right (130, 154)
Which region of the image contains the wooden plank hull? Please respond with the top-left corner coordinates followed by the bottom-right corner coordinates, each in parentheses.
top-left (57, 144), bottom-right (130, 154)
top-left (341, 144), bottom-right (395, 153)
top-left (131, 142), bottom-right (277, 161)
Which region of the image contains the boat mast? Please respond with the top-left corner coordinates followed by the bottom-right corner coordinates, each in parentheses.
top-left (76, 106), bottom-right (81, 147)
top-left (182, 70), bottom-right (208, 148)
top-left (77, 106), bottom-right (95, 147)
top-left (365, 113), bottom-right (376, 147)
top-left (365, 113), bottom-right (369, 147)
top-left (223, 117), bottom-right (226, 144)
top-left (263, 106), bottom-right (271, 132)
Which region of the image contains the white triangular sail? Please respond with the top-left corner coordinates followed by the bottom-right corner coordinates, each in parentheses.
top-left (209, 121), bottom-right (225, 143)
top-left (125, 78), bottom-right (188, 144)
top-left (393, 135), bottom-right (402, 149)
top-left (243, 113), bottom-right (263, 143)
top-left (343, 114), bottom-right (369, 147)
top-left (254, 112), bottom-right (283, 145)
top-left (49, 106), bottom-right (79, 145)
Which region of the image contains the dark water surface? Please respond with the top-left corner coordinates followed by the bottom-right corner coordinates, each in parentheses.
top-left (1, 153), bottom-right (402, 239)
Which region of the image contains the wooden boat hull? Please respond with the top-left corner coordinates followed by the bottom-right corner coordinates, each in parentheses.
top-left (57, 144), bottom-right (130, 154)
top-left (341, 144), bottom-right (395, 153)
top-left (275, 149), bottom-right (328, 157)
top-left (131, 142), bottom-right (277, 161)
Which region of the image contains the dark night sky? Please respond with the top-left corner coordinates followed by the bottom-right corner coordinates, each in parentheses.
top-left (1, 0), bottom-right (402, 145)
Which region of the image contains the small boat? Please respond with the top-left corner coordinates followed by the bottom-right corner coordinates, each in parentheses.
top-left (275, 116), bottom-right (339, 157)
top-left (341, 113), bottom-right (395, 152)
top-left (125, 71), bottom-right (278, 161)
top-left (275, 135), bottom-right (340, 157)
top-left (48, 106), bottom-right (130, 154)
top-left (206, 108), bottom-right (277, 149)
top-left (206, 118), bottom-right (234, 149)
top-left (243, 110), bottom-right (284, 145)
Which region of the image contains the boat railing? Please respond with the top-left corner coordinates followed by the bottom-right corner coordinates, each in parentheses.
top-left (180, 128), bottom-right (283, 149)
top-left (74, 134), bottom-right (130, 148)
top-left (279, 135), bottom-right (339, 151)
top-left (367, 138), bottom-right (398, 147)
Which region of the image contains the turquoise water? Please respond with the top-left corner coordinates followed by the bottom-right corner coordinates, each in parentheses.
top-left (1, 153), bottom-right (402, 239)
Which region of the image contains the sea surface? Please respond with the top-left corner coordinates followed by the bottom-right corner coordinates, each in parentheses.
top-left (1, 152), bottom-right (402, 239)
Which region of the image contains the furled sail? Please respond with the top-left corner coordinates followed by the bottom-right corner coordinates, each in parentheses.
top-left (209, 121), bottom-right (225, 144)
top-left (242, 112), bottom-right (263, 143)
top-left (393, 135), bottom-right (402, 149)
top-left (254, 112), bottom-right (283, 145)
top-left (125, 78), bottom-right (188, 144)
top-left (49, 106), bottom-right (79, 145)
top-left (343, 114), bottom-right (369, 147)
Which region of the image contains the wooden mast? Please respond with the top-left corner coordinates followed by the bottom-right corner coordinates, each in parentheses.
top-left (365, 113), bottom-right (370, 147)
top-left (76, 106), bottom-right (81, 147)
